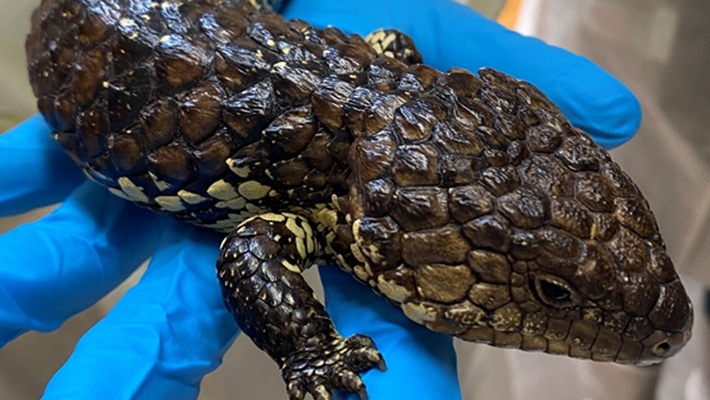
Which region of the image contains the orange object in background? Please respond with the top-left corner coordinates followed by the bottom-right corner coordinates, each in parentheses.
top-left (497, 0), bottom-right (523, 29)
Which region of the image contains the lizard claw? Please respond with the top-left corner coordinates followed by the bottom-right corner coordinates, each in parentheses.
top-left (282, 333), bottom-right (384, 400)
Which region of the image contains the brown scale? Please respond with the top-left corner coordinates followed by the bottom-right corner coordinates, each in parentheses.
top-left (27, 0), bottom-right (693, 399)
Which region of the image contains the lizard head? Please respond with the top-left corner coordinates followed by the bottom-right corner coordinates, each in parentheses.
top-left (347, 68), bottom-right (693, 365)
top-left (351, 170), bottom-right (693, 366)
top-left (379, 183), bottom-right (694, 365)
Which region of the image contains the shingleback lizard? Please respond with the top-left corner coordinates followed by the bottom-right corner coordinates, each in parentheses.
top-left (25, 0), bottom-right (693, 398)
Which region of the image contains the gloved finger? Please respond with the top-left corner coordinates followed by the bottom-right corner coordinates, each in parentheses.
top-left (319, 266), bottom-right (461, 400)
top-left (0, 181), bottom-right (164, 346)
top-left (0, 115), bottom-right (84, 216)
top-left (43, 221), bottom-right (239, 400)
top-left (282, 0), bottom-right (641, 149)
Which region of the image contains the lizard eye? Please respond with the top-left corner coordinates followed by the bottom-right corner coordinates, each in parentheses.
top-left (531, 275), bottom-right (575, 307)
top-left (540, 279), bottom-right (571, 301)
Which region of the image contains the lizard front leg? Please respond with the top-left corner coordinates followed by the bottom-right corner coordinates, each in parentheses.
top-left (217, 213), bottom-right (384, 400)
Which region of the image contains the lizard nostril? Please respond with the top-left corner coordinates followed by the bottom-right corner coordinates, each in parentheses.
top-left (652, 341), bottom-right (672, 356)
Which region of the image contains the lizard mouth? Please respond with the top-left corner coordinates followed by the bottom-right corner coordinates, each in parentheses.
top-left (451, 299), bottom-right (693, 365)
top-left (537, 321), bottom-right (693, 364)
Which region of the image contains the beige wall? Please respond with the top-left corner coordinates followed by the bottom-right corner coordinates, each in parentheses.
top-left (0, 2), bottom-right (36, 131)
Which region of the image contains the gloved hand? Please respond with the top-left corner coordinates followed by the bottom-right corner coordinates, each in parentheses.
top-left (0, 0), bottom-right (641, 399)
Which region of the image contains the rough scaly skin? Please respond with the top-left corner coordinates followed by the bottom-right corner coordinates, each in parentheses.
top-left (26, 0), bottom-right (693, 398)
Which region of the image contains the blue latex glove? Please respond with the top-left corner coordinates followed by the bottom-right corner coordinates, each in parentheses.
top-left (0, 1), bottom-right (641, 399)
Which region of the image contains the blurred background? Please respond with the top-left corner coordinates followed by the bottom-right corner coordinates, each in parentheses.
top-left (0, 0), bottom-right (708, 399)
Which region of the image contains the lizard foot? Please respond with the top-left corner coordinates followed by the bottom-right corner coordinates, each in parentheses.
top-left (282, 334), bottom-right (386, 400)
